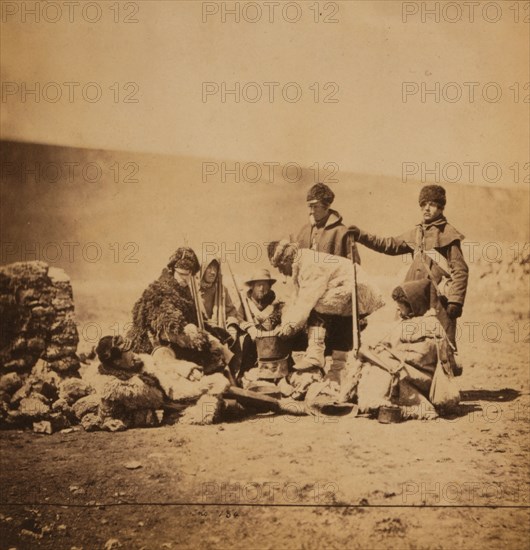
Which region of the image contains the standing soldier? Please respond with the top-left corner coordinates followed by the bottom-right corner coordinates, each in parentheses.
top-left (295, 182), bottom-right (362, 375)
top-left (349, 185), bottom-right (468, 373)
top-left (296, 182), bottom-right (360, 263)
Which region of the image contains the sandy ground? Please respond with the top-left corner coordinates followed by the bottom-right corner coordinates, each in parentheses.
top-left (1, 286), bottom-right (529, 550)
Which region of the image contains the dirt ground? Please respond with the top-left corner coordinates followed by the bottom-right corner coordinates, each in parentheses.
top-left (1, 284), bottom-right (529, 550)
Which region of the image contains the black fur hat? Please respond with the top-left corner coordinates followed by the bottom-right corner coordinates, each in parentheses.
top-left (96, 335), bottom-right (131, 366)
top-left (167, 247), bottom-right (200, 275)
top-left (306, 183), bottom-right (335, 206)
top-left (418, 185), bottom-right (446, 208)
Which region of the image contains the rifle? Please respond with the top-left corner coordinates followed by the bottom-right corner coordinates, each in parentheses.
top-left (226, 259), bottom-right (252, 322)
top-left (351, 243), bottom-right (361, 358)
top-left (181, 233), bottom-right (205, 330)
top-left (217, 269), bottom-right (227, 330)
top-left (189, 273), bottom-right (205, 331)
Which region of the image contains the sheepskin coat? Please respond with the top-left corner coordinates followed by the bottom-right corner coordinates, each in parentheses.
top-left (129, 268), bottom-right (198, 352)
top-left (281, 249), bottom-right (383, 332)
top-left (128, 268), bottom-right (223, 369)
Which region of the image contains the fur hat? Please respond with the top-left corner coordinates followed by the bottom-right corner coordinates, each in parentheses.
top-left (418, 185), bottom-right (446, 208)
top-left (306, 183), bottom-right (334, 206)
top-left (96, 335), bottom-right (132, 365)
top-left (167, 247), bottom-right (200, 275)
top-left (267, 240), bottom-right (292, 268)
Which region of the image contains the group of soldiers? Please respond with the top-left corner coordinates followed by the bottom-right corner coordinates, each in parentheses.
top-left (93, 182), bottom-right (469, 426)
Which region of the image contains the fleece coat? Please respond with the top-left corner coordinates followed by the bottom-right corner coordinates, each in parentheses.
top-left (281, 249), bottom-right (384, 333)
top-left (127, 268), bottom-right (225, 370)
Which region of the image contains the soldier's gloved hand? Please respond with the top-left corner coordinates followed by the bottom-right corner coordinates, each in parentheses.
top-left (447, 303), bottom-right (463, 319)
top-left (246, 326), bottom-right (258, 341)
top-left (348, 225), bottom-right (361, 240)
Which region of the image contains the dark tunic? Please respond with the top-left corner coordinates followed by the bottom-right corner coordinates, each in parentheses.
top-left (356, 217), bottom-right (468, 306)
top-left (297, 209), bottom-right (361, 264)
top-left (355, 217), bottom-right (469, 346)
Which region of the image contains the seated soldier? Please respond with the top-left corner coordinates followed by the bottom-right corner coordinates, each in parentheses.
top-left (199, 257), bottom-right (241, 339)
top-left (236, 269), bottom-right (290, 396)
top-left (356, 279), bottom-right (460, 420)
top-left (127, 247), bottom-right (231, 375)
top-left (73, 335), bottom-right (165, 432)
top-left (199, 256), bottom-right (244, 382)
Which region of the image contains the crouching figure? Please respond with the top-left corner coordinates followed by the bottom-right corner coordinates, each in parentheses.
top-left (267, 240), bottom-right (384, 402)
top-left (356, 279), bottom-right (461, 420)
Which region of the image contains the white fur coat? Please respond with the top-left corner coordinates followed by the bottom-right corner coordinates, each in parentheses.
top-left (281, 249), bottom-right (384, 332)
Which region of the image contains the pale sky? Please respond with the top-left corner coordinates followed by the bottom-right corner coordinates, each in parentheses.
top-left (1, 1), bottom-right (528, 184)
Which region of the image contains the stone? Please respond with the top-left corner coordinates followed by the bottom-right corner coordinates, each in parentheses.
top-left (50, 356), bottom-right (80, 374)
top-left (0, 372), bottom-right (23, 395)
top-left (10, 383), bottom-right (31, 406)
top-left (27, 337), bottom-right (46, 353)
top-left (47, 267), bottom-right (70, 284)
top-left (123, 461), bottom-right (142, 470)
top-left (80, 413), bottom-right (101, 432)
top-left (32, 421), bottom-right (53, 434)
top-left (18, 397), bottom-right (50, 418)
top-left (101, 418), bottom-right (127, 432)
top-left (72, 394), bottom-right (100, 419)
top-left (0, 391), bottom-right (11, 404)
top-left (32, 359), bottom-right (61, 386)
top-left (32, 412), bottom-right (70, 434)
top-left (59, 378), bottom-right (93, 405)
top-left (32, 380), bottom-right (58, 401)
top-left (3, 358), bottom-right (32, 372)
top-left (0, 261), bottom-right (80, 380)
top-left (51, 398), bottom-right (74, 416)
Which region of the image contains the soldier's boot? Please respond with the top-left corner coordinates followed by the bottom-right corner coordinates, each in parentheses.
top-left (294, 325), bottom-right (326, 371)
top-left (325, 350), bottom-right (347, 383)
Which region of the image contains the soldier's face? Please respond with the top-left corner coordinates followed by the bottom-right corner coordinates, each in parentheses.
top-left (114, 350), bottom-right (143, 371)
top-left (396, 301), bottom-right (414, 319)
top-left (174, 268), bottom-right (192, 286)
top-left (203, 263), bottom-right (218, 284)
top-left (251, 281), bottom-right (271, 300)
top-left (308, 201), bottom-right (329, 222)
top-left (421, 201), bottom-right (443, 223)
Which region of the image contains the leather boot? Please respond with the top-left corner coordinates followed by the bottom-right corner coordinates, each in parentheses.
top-left (325, 350), bottom-right (348, 385)
top-left (294, 325), bottom-right (326, 370)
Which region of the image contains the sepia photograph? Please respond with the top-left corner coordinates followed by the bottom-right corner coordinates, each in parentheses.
top-left (0, 1), bottom-right (529, 548)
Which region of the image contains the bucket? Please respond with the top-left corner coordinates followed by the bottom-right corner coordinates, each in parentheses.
top-left (255, 330), bottom-right (289, 360)
top-left (377, 405), bottom-right (402, 424)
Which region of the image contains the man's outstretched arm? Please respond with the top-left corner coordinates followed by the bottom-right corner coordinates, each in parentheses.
top-left (349, 226), bottom-right (413, 256)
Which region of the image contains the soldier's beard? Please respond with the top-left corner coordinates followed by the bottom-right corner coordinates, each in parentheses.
top-left (309, 214), bottom-right (316, 226)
